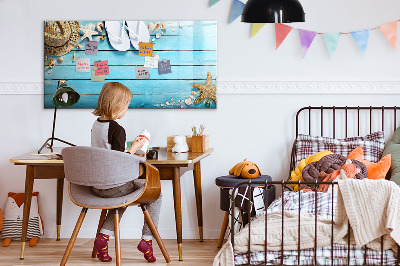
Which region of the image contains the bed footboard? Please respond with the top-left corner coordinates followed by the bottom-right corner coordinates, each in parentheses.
top-left (230, 180), bottom-right (400, 266)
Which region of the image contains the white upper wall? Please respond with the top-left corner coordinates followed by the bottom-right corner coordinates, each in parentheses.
top-left (1, 0), bottom-right (400, 82)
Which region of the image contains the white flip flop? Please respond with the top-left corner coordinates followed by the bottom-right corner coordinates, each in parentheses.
top-left (105, 21), bottom-right (131, 51)
top-left (125, 21), bottom-right (150, 50)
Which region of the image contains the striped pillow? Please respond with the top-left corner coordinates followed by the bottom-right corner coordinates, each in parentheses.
top-left (294, 131), bottom-right (385, 166)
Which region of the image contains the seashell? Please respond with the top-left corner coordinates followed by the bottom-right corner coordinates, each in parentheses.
top-left (152, 38), bottom-right (155, 42)
top-left (166, 101), bottom-right (170, 105)
top-left (48, 59), bottom-right (56, 68)
top-left (155, 33), bottom-right (161, 39)
top-left (57, 57), bottom-right (63, 63)
top-left (185, 97), bottom-right (193, 105)
top-left (148, 23), bottom-right (155, 30)
top-left (171, 98), bottom-right (174, 101)
top-left (100, 34), bottom-right (106, 41)
top-left (178, 24), bottom-right (183, 28)
top-left (77, 44), bottom-right (82, 49)
top-left (161, 23), bottom-right (166, 30)
top-left (96, 22), bottom-right (104, 32)
top-left (73, 52), bottom-right (76, 62)
top-left (191, 91), bottom-right (197, 95)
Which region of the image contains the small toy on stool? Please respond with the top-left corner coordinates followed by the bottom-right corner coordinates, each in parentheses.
top-left (229, 159), bottom-right (261, 179)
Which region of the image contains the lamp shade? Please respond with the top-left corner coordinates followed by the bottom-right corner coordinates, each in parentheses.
top-left (241, 0), bottom-right (305, 23)
top-left (52, 81), bottom-right (80, 107)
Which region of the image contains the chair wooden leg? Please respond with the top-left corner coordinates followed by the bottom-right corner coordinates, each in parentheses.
top-left (141, 205), bottom-right (171, 263)
top-left (91, 209), bottom-right (108, 258)
top-left (114, 210), bottom-right (121, 266)
top-left (60, 208), bottom-right (88, 266)
top-left (217, 211), bottom-right (230, 248)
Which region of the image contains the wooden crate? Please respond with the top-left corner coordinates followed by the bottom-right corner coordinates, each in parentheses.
top-left (167, 135), bottom-right (192, 151)
top-left (191, 135), bottom-right (209, 153)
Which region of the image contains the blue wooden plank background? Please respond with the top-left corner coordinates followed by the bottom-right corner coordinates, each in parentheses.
top-left (44, 21), bottom-right (217, 109)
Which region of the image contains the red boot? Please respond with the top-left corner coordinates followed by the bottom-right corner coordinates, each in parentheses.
top-left (94, 233), bottom-right (112, 262)
top-left (137, 239), bottom-right (156, 262)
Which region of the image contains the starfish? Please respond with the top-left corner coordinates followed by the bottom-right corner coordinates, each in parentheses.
top-left (192, 72), bottom-right (217, 104)
top-left (80, 24), bottom-right (98, 42)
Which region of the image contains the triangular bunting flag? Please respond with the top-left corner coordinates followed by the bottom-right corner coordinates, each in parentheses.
top-left (323, 33), bottom-right (341, 58)
top-left (275, 23), bottom-right (293, 49)
top-left (378, 21), bottom-right (398, 50)
top-left (251, 23), bottom-right (266, 38)
top-left (351, 29), bottom-right (370, 55)
top-left (229, 0), bottom-right (245, 24)
top-left (209, 0), bottom-right (220, 7)
top-left (298, 29), bottom-right (317, 58)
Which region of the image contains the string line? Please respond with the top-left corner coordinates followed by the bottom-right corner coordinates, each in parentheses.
top-left (281, 20), bottom-right (400, 35)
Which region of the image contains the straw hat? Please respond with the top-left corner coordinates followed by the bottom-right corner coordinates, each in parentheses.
top-left (44, 21), bottom-right (80, 56)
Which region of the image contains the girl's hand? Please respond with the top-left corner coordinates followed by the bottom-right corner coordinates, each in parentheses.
top-left (129, 137), bottom-right (147, 154)
top-left (134, 148), bottom-right (149, 157)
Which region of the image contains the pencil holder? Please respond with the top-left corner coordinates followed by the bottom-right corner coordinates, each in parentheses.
top-left (191, 135), bottom-right (209, 153)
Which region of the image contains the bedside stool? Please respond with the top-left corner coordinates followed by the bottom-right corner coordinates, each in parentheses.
top-left (215, 175), bottom-right (275, 248)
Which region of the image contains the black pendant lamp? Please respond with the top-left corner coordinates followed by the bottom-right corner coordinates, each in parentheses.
top-left (242, 0), bottom-right (305, 23)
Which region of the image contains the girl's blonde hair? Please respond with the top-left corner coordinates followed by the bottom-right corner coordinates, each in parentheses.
top-left (93, 82), bottom-right (133, 120)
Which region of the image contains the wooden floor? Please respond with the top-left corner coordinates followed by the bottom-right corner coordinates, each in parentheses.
top-left (0, 239), bottom-right (222, 265)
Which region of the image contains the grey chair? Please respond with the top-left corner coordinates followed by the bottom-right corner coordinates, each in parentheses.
top-left (60, 146), bottom-right (171, 265)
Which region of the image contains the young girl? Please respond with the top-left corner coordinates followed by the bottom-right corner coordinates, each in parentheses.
top-left (91, 82), bottom-right (162, 263)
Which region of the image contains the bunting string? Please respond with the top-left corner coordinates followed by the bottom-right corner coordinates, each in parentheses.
top-left (288, 20), bottom-right (400, 35)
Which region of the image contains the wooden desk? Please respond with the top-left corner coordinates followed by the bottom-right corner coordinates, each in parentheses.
top-left (10, 147), bottom-right (213, 261)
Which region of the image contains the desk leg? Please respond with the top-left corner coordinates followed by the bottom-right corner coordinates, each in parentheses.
top-left (56, 178), bottom-right (64, 241)
top-left (172, 167), bottom-right (183, 261)
top-left (193, 161), bottom-right (203, 242)
top-left (20, 165), bottom-right (34, 259)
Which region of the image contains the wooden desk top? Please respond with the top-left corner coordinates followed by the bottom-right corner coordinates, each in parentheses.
top-left (147, 148), bottom-right (213, 165)
top-left (10, 147), bottom-right (214, 166)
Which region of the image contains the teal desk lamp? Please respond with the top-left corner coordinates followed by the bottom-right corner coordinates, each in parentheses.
top-left (38, 80), bottom-right (80, 154)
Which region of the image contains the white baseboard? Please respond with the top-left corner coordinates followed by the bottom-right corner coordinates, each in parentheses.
top-left (1, 81), bottom-right (400, 95)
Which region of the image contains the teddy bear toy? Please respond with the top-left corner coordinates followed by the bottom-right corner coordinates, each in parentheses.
top-left (172, 135), bottom-right (189, 153)
top-left (229, 159), bottom-right (261, 179)
top-left (1, 192), bottom-right (44, 247)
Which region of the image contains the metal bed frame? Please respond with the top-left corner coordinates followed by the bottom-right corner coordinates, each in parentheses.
top-left (230, 106), bottom-right (400, 266)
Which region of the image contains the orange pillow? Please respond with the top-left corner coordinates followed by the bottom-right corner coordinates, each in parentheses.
top-left (347, 146), bottom-right (391, 180)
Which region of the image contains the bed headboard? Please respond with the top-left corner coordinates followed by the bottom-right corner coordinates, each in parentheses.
top-left (290, 106), bottom-right (400, 178)
top-left (295, 106), bottom-right (400, 138)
